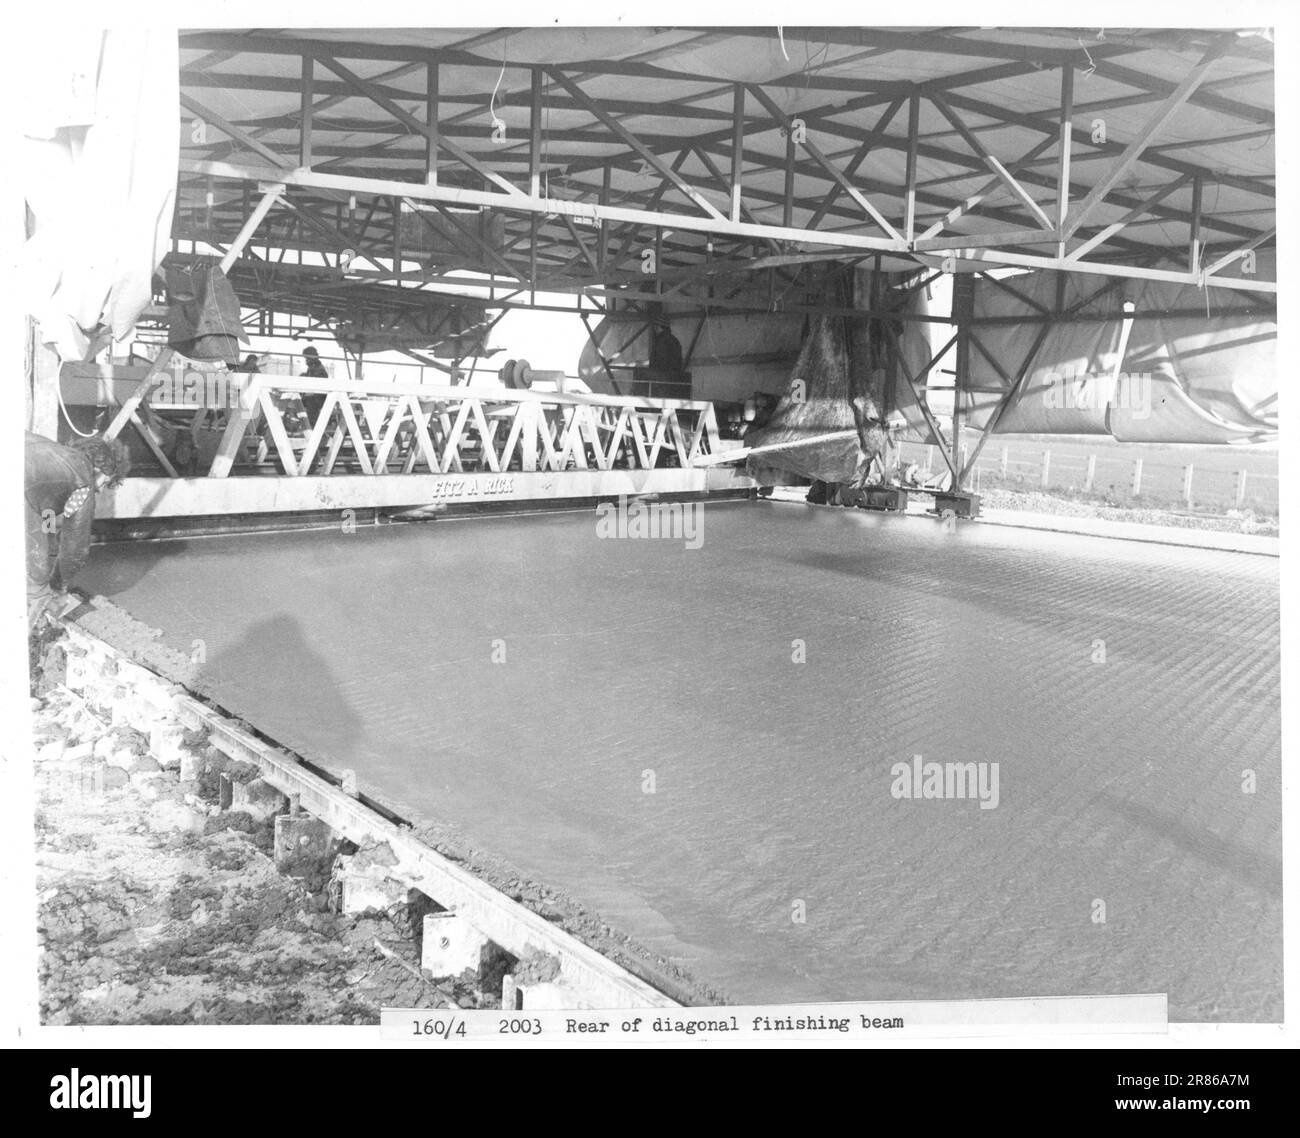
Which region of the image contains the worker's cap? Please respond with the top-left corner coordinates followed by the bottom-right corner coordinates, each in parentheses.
top-left (302, 345), bottom-right (320, 357)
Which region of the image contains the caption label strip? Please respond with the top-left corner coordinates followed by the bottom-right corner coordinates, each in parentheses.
top-left (380, 994), bottom-right (1166, 1043)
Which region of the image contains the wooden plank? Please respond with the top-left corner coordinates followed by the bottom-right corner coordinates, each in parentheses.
top-left (180, 93), bottom-right (289, 170)
top-left (747, 84), bottom-right (902, 241)
top-left (928, 91), bottom-right (1054, 231)
top-left (184, 156), bottom-right (906, 253)
top-left (904, 93), bottom-right (920, 241)
top-left (299, 56), bottom-right (314, 168)
top-left (917, 136), bottom-right (1059, 240)
top-left (1065, 40), bottom-right (1230, 238)
top-left (546, 68), bottom-right (725, 221)
top-left (425, 62), bottom-right (439, 186)
top-left (103, 348), bottom-right (174, 442)
top-left (312, 53), bottom-right (524, 198)
top-left (1202, 226), bottom-right (1276, 279)
top-left (806, 95), bottom-right (906, 231)
top-left (1066, 174), bottom-right (1193, 262)
top-left (729, 84), bottom-right (744, 223)
top-left (1057, 64), bottom-right (1073, 237)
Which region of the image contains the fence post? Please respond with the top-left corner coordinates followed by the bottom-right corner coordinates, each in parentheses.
top-left (999, 446), bottom-right (1008, 477)
top-left (1132, 458), bottom-right (1143, 496)
top-left (1040, 449), bottom-right (1051, 488)
top-left (1183, 463), bottom-right (1194, 509)
top-left (1235, 469), bottom-right (1248, 508)
top-left (1084, 453), bottom-right (1096, 492)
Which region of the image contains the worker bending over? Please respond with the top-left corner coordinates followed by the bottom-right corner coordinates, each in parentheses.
top-left (25, 432), bottom-right (130, 630)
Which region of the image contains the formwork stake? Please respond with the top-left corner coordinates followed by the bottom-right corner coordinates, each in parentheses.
top-left (1084, 453), bottom-right (1096, 492)
top-left (1183, 463), bottom-right (1195, 509)
top-left (1040, 449), bottom-right (1051, 489)
top-left (1236, 469), bottom-right (1248, 508)
top-left (1132, 457), bottom-right (1143, 497)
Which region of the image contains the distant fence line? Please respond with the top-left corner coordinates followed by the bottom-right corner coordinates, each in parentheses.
top-left (900, 441), bottom-right (1279, 516)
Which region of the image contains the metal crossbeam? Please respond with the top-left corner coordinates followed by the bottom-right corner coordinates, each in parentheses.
top-left (1064, 39), bottom-right (1232, 238)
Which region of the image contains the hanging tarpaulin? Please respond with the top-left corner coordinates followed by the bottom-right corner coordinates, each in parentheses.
top-left (165, 263), bottom-right (246, 363)
top-left (740, 273), bottom-right (895, 485)
top-left (576, 317), bottom-right (653, 392)
top-left (932, 268), bottom-right (1277, 444)
top-left (19, 28), bottom-right (179, 361)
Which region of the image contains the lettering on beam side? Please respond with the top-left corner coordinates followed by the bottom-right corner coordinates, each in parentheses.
top-left (425, 475), bottom-right (518, 501)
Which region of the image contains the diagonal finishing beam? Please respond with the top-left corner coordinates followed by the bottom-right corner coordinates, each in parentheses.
top-left (1064, 39), bottom-right (1231, 238)
top-left (927, 91), bottom-right (1055, 231)
top-left (545, 68), bottom-right (725, 221)
top-left (745, 83), bottom-right (902, 241)
top-left (311, 53), bottom-right (525, 198)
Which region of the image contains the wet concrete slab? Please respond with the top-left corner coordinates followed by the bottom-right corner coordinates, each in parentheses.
top-left (79, 501), bottom-right (1282, 1019)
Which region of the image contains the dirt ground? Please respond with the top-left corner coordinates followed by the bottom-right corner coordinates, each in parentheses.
top-left (32, 676), bottom-right (484, 1025)
top-left (975, 487), bottom-right (1279, 536)
top-left (30, 618), bottom-right (713, 1022)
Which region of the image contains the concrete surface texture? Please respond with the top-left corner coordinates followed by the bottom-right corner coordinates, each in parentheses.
top-left (79, 501), bottom-right (1282, 1019)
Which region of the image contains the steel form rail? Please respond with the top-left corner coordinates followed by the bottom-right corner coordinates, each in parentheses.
top-left (59, 620), bottom-right (681, 1010)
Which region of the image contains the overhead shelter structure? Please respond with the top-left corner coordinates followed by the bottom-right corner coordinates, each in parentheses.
top-left (53, 25), bottom-right (1277, 517)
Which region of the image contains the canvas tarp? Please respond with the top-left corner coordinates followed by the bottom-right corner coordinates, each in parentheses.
top-left (741, 274), bottom-right (896, 485)
top-left (938, 269), bottom-right (1277, 444)
top-left (20, 29), bottom-right (178, 361)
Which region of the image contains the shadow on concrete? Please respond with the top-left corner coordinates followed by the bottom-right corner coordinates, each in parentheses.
top-left (1095, 790), bottom-right (1282, 898)
top-left (80, 539), bottom-right (191, 598)
top-left (197, 613), bottom-right (364, 770)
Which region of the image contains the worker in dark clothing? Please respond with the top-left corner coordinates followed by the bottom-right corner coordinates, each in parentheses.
top-left (649, 321), bottom-right (684, 374)
top-left (299, 344), bottom-right (330, 425)
top-left (301, 345), bottom-right (329, 379)
top-left (25, 432), bottom-right (130, 630)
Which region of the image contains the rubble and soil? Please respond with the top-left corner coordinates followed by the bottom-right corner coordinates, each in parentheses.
top-left (31, 620), bottom-right (719, 1022)
top-left (32, 663), bottom-right (486, 1025)
top-left (975, 487), bottom-right (1279, 536)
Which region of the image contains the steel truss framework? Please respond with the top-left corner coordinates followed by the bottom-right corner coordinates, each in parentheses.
top-left (140, 27), bottom-right (1276, 498)
top-left (172, 27), bottom-right (1274, 307)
